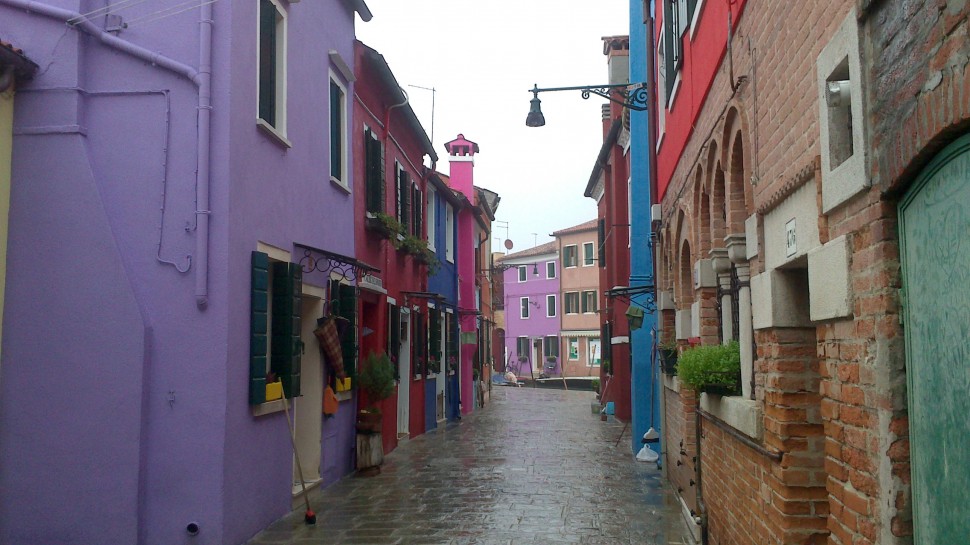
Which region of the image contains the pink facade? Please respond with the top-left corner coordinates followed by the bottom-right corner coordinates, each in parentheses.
top-left (553, 220), bottom-right (601, 377)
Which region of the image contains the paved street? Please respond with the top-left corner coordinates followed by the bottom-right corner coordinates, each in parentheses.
top-left (246, 387), bottom-right (692, 545)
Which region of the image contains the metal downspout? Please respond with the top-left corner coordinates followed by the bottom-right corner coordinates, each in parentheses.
top-left (2, 0), bottom-right (213, 310)
top-left (194, 1), bottom-right (213, 309)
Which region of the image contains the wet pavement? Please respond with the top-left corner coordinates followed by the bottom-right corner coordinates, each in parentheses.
top-left (246, 387), bottom-right (693, 545)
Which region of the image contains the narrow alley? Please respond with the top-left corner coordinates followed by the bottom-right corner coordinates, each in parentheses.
top-left (247, 388), bottom-right (692, 545)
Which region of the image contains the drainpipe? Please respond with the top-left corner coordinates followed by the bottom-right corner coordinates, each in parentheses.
top-left (194, 1), bottom-right (213, 309)
top-left (2, 0), bottom-right (213, 309)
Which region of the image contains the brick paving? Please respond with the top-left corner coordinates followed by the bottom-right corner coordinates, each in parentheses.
top-left (246, 387), bottom-right (693, 545)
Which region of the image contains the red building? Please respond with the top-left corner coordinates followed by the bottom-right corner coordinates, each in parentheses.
top-left (585, 37), bottom-right (633, 422)
top-left (353, 41), bottom-right (438, 454)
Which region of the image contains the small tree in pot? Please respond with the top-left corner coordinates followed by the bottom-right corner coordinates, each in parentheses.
top-left (676, 341), bottom-right (741, 395)
top-left (357, 351), bottom-right (396, 433)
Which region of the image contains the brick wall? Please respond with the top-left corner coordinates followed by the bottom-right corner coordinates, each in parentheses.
top-left (664, 385), bottom-right (698, 514)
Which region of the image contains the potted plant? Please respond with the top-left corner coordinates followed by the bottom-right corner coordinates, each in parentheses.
top-left (590, 378), bottom-right (601, 395)
top-left (356, 351), bottom-right (396, 433)
top-left (366, 212), bottom-right (405, 245)
top-left (447, 355), bottom-right (457, 375)
top-left (601, 359), bottom-right (612, 376)
top-left (658, 335), bottom-right (679, 376)
top-left (427, 356), bottom-right (440, 375)
top-left (676, 341), bottom-right (741, 395)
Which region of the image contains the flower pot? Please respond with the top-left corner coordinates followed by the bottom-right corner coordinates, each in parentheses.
top-left (356, 410), bottom-right (382, 434)
top-left (659, 349), bottom-right (678, 376)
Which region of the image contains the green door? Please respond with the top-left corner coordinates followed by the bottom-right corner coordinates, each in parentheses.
top-left (899, 133), bottom-right (970, 544)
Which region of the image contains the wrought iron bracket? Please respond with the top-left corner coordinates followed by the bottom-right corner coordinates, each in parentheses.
top-left (531, 82), bottom-right (649, 111)
top-left (605, 284), bottom-right (657, 313)
top-left (294, 243), bottom-right (379, 283)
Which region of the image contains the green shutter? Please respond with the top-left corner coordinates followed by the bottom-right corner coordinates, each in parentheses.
top-left (597, 219), bottom-right (607, 269)
top-left (365, 130), bottom-right (385, 214)
top-left (258, 0), bottom-right (276, 126)
top-left (330, 81), bottom-right (343, 180)
top-left (335, 282), bottom-right (358, 380)
top-left (250, 251), bottom-right (270, 405)
top-left (663, 0), bottom-right (677, 102)
top-left (271, 262), bottom-right (302, 399)
top-left (429, 311), bottom-right (441, 361)
top-left (389, 304), bottom-right (401, 380)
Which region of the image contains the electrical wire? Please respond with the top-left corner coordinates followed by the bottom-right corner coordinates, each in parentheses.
top-left (124, 0), bottom-right (220, 27)
top-left (68, 0), bottom-right (156, 24)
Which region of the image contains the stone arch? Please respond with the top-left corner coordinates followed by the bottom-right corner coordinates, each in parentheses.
top-left (722, 106), bottom-right (754, 233)
top-left (693, 167), bottom-right (712, 256)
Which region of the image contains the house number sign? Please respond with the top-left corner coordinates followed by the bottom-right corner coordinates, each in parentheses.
top-left (785, 218), bottom-right (797, 258)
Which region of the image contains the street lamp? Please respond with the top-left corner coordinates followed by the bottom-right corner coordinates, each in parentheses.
top-left (525, 82), bottom-right (650, 127)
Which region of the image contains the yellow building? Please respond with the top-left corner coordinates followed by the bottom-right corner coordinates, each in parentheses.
top-left (0, 42), bottom-right (38, 367)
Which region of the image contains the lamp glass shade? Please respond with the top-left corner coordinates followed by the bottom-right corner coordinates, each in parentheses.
top-left (532, 263), bottom-right (539, 276)
top-left (526, 96), bottom-right (545, 127)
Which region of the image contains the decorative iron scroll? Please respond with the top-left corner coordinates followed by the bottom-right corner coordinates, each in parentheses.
top-left (604, 283), bottom-right (657, 313)
top-left (294, 243), bottom-right (379, 283)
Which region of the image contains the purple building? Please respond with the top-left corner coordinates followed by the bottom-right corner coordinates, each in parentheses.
top-left (0, 1), bottom-right (372, 544)
top-left (498, 242), bottom-right (561, 378)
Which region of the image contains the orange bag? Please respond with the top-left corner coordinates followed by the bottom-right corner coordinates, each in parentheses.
top-left (323, 386), bottom-right (339, 416)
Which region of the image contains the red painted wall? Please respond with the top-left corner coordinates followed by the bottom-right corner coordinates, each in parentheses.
top-left (654, 0), bottom-right (746, 200)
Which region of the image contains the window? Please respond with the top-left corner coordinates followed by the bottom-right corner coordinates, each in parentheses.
top-left (364, 127), bottom-right (384, 214)
top-left (445, 204), bottom-right (454, 262)
top-left (257, 0), bottom-right (286, 134)
top-left (662, 1), bottom-right (684, 105)
top-left (410, 182), bottom-right (422, 237)
top-left (568, 338), bottom-right (579, 360)
top-left (583, 242), bottom-right (595, 266)
top-left (520, 297), bottom-right (530, 319)
top-left (543, 336), bottom-right (559, 358)
top-left (597, 219), bottom-right (606, 268)
top-left (516, 336), bottom-right (530, 358)
top-left (330, 280), bottom-right (358, 380)
top-left (329, 75), bottom-right (348, 187)
top-left (563, 245), bottom-right (578, 268)
top-left (426, 189), bottom-right (436, 250)
top-left (582, 290), bottom-right (597, 314)
top-left (546, 261), bottom-right (556, 279)
top-left (518, 266), bottom-right (527, 282)
top-left (249, 250), bottom-right (301, 405)
top-left (588, 338), bottom-right (602, 366)
top-left (546, 295), bottom-right (557, 317)
top-left (395, 162), bottom-right (410, 232)
top-left (564, 292), bottom-right (580, 314)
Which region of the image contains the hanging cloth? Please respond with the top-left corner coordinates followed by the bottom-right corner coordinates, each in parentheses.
top-left (314, 317), bottom-right (347, 379)
top-left (322, 386), bottom-right (339, 417)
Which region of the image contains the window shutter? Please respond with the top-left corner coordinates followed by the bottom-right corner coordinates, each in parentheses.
top-left (687, 0), bottom-right (697, 19)
top-left (663, 0), bottom-right (677, 101)
top-left (365, 130), bottom-right (384, 214)
top-left (597, 219), bottom-right (607, 268)
top-left (430, 311), bottom-right (442, 361)
top-left (258, 0), bottom-right (276, 126)
top-left (336, 282), bottom-right (358, 381)
top-left (271, 262), bottom-right (302, 399)
top-left (330, 81), bottom-right (343, 180)
top-left (602, 321), bottom-right (613, 367)
top-left (250, 251), bottom-right (270, 405)
top-left (400, 171), bottom-right (411, 232)
top-left (389, 304), bottom-right (401, 380)
top-left (415, 312), bottom-right (426, 376)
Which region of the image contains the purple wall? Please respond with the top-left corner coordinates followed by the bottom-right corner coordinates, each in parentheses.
top-left (502, 254), bottom-right (560, 375)
top-left (0, 2), bottom-right (361, 544)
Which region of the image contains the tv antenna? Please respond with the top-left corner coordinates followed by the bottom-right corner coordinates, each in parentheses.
top-left (407, 84), bottom-right (436, 148)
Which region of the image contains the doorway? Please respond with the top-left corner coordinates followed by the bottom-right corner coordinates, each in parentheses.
top-left (293, 288), bottom-right (324, 494)
top-left (397, 310), bottom-right (411, 439)
top-left (899, 133), bottom-right (970, 544)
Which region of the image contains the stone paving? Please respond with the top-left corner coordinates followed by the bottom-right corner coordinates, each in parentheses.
top-left (246, 387), bottom-right (693, 545)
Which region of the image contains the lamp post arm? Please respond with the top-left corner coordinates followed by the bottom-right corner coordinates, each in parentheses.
top-left (530, 82), bottom-right (650, 112)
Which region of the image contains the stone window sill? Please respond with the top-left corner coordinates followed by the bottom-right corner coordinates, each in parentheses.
top-left (699, 393), bottom-right (764, 441)
top-left (256, 118), bottom-right (293, 149)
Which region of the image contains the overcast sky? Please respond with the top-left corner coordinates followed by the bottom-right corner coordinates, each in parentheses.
top-left (355, 1), bottom-right (629, 255)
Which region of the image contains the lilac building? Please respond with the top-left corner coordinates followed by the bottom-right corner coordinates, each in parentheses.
top-left (0, 1), bottom-right (372, 544)
top-left (499, 241), bottom-right (561, 377)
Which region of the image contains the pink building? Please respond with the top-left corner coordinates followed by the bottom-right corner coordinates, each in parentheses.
top-left (497, 241), bottom-right (560, 378)
top-left (552, 220), bottom-right (601, 377)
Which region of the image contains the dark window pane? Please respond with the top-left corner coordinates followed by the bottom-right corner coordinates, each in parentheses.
top-left (258, 0), bottom-right (277, 126)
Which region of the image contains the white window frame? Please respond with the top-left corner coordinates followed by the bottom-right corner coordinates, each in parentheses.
top-left (568, 337), bottom-right (580, 360)
top-left (426, 188), bottom-right (436, 251)
top-left (520, 297), bottom-right (530, 319)
top-left (689, 0), bottom-right (706, 40)
top-left (563, 244), bottom-right (578, 268)
top-left (588, 338), bottom-right (602, 366)
top-left (546, 294), bottom-right (556, 318)
top-left (582, 290), bottom-right (597, 314)
top-left (518, 265), bottom-right (527, 283)
top-left (256, 0), bottom-right (289, 146)
top-left (445, 204), bottom-right (454, 263)
top-left (329, 70), bottom-right (349, 190)
top-left (564, 291), bottom-right (580, 315)
top-left (656, 28), bottom-right (667, 146)
top-left (546, 261), bottom-right (556, 279)
top-left (583, 241), bottom-right (595, 266)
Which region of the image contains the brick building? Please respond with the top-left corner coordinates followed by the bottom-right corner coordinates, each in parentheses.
top-left (649, 1), bottom-right (969, 544)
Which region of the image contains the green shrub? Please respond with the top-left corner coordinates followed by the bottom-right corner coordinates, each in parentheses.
top-left (590, 378), bottom-right (601, 393)
top-left (359, 351), bottom-right (396, 404)
top-left (676, 341), bottom-right (741, 393)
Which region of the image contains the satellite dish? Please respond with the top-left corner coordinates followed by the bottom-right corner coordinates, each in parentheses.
top-left (504, 239), bottom-right (514, 250)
